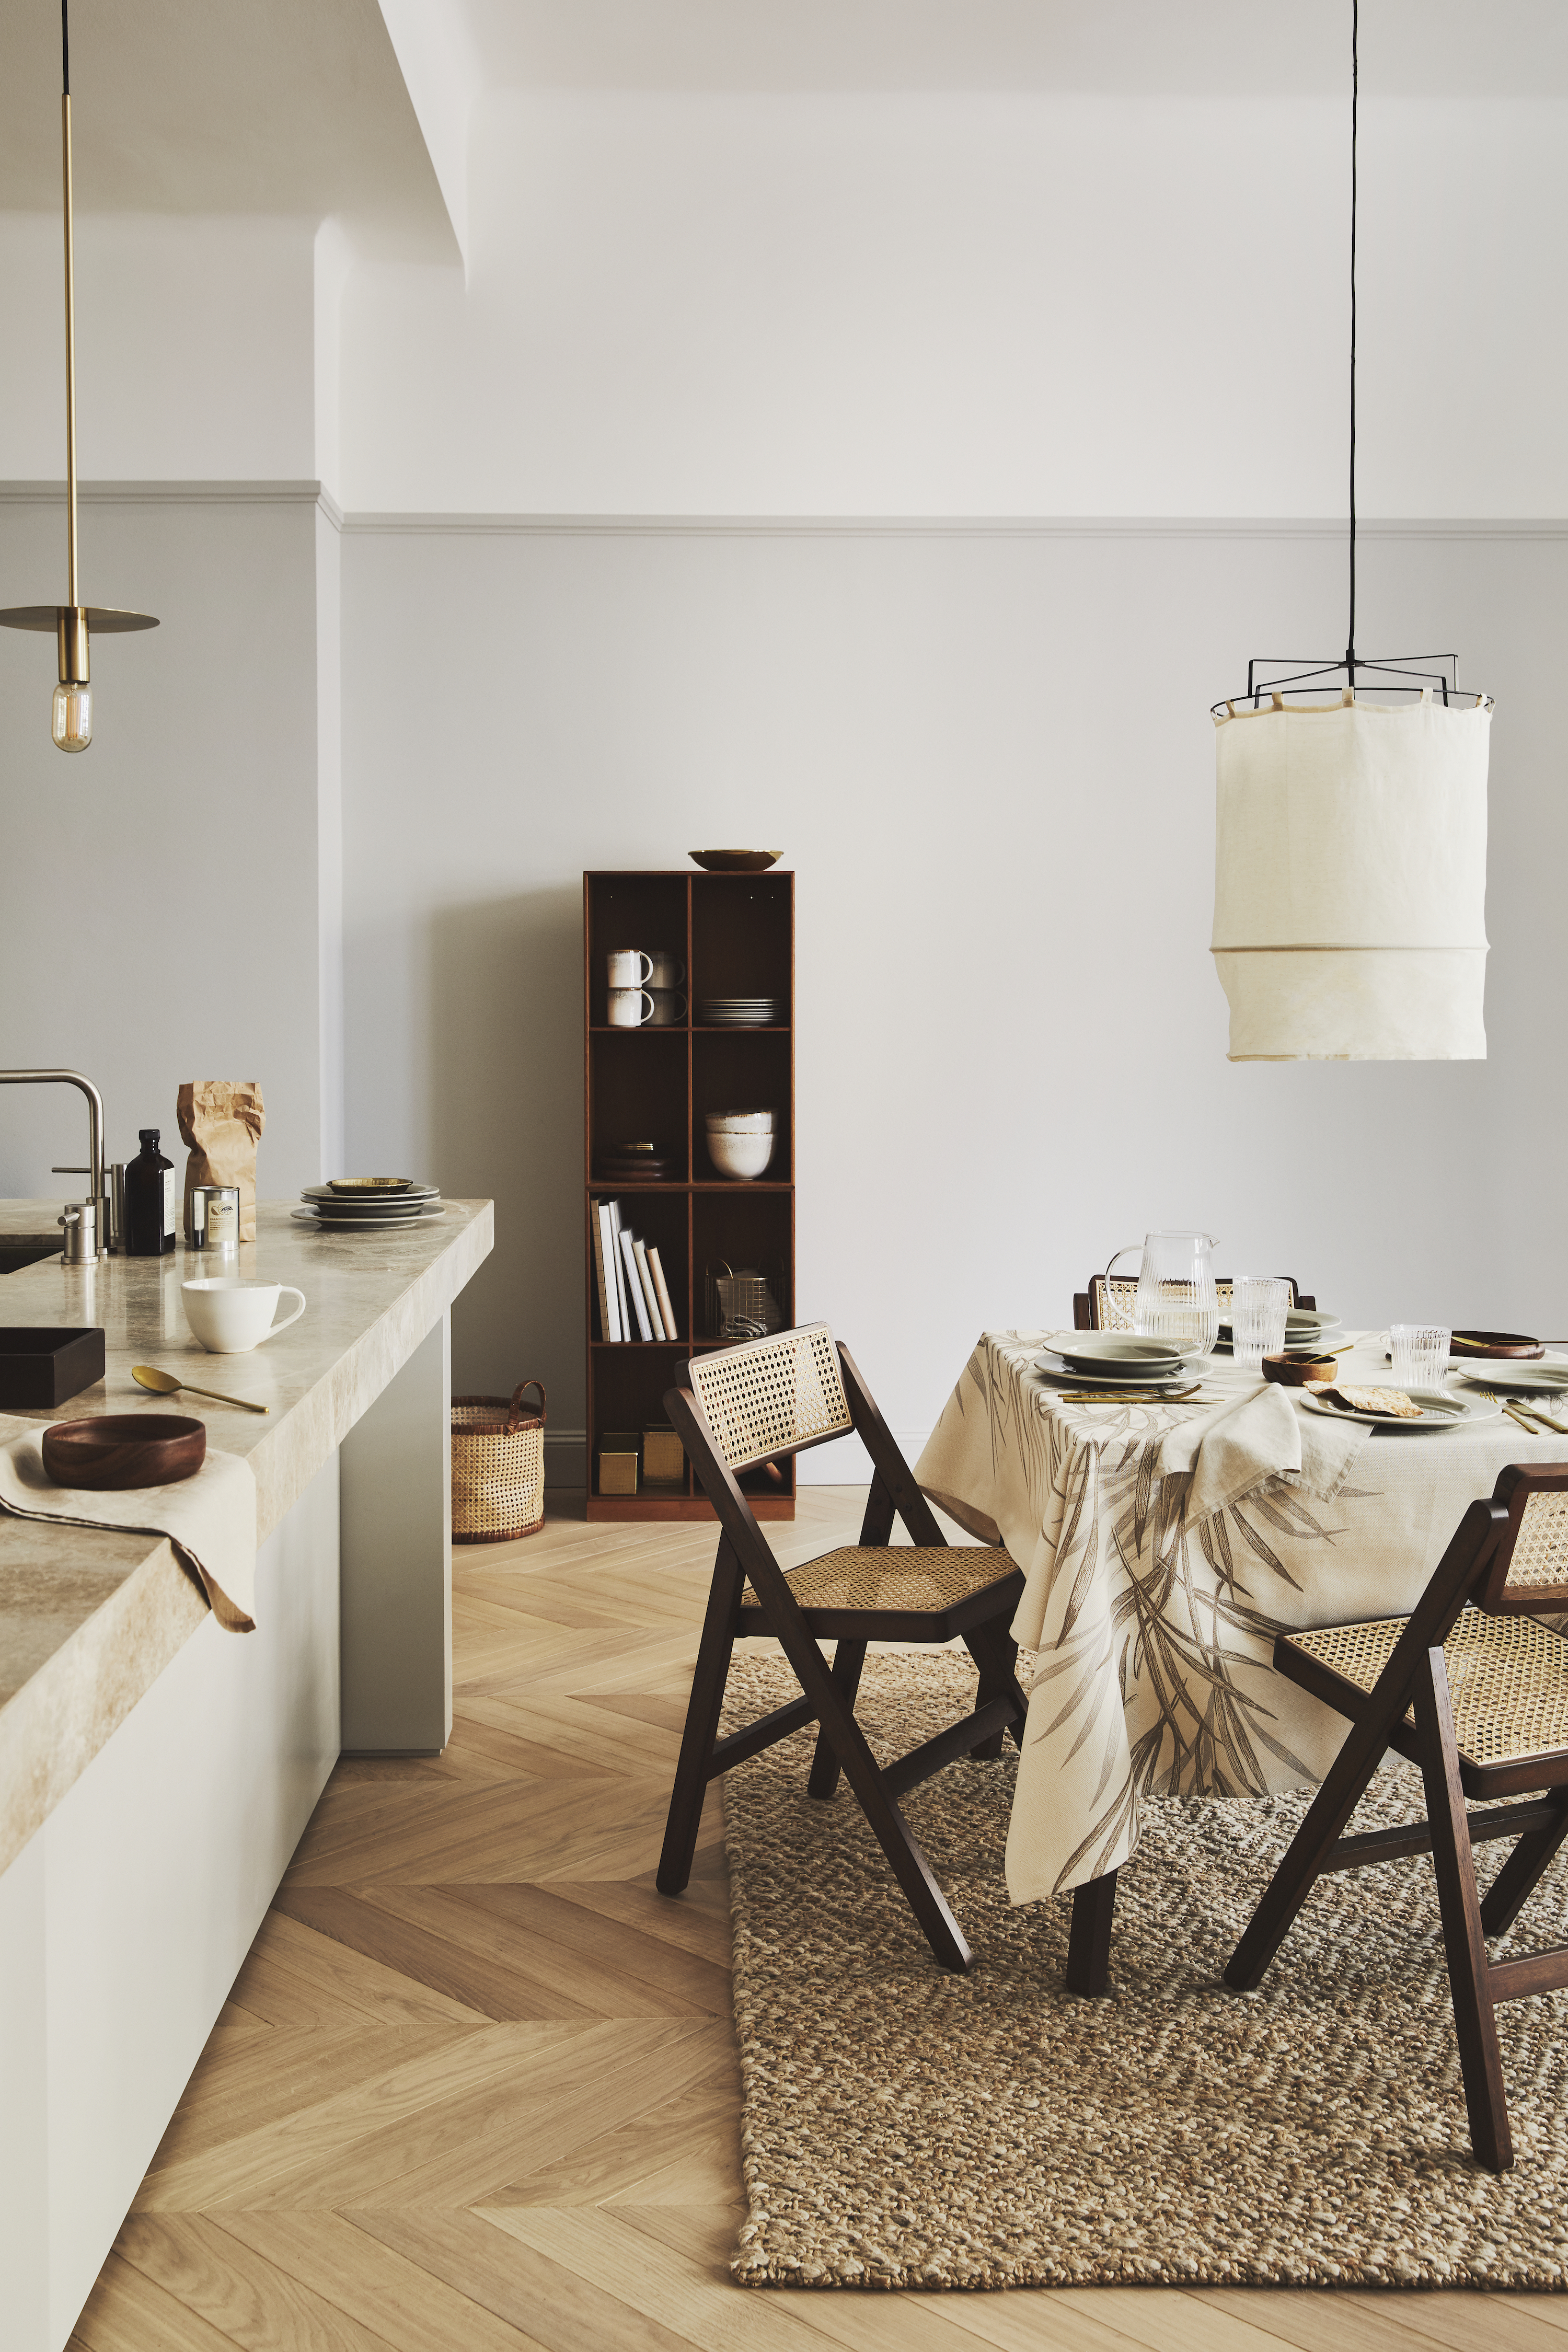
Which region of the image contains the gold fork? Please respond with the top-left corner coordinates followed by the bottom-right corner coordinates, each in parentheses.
top-left (1474, 1388), bottom-right (1568, 1436)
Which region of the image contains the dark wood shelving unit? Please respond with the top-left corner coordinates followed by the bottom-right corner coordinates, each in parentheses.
top-left (583, 868), bottom-right (795, 1520)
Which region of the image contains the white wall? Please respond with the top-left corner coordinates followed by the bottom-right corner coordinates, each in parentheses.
top-left (341, 91), bottom-right (1568, 515)
top-left (342, 515), bottom-right (1568, 1466)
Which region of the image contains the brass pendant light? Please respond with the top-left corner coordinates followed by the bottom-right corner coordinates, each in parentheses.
top-left (0, 1), bottom-right (158, 751)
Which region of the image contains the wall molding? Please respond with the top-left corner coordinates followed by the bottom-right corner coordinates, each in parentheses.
top-left (0, 480), bottom-right (345, 528)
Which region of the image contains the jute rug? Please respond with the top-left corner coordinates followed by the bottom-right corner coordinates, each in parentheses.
top-left (721, 1652), bottom-right (1568, 2290)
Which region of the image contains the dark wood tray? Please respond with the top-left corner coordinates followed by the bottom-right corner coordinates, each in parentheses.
top-left (41, 1413), bottom-right (205, 1491)
top-left (1450, 1330), bottom-right (1545, 1360)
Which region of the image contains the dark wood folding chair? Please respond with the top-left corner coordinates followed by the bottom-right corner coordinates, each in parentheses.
top-left (1225, 1462), bottom-right (1568, 2172)
top-left (656, 1322), bottom-right (1029, 1972)
top-left (1072, 1268), bottom-right (1316, 1331)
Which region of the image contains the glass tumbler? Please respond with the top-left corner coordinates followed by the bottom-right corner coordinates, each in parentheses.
top-left (1231, 1275), bottom-right (1290, 1371)
top-left (1390, 1324), bottom-right (1451, 1392)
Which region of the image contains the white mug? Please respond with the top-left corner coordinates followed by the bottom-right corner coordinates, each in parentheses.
top-left (607, 987), bottom-right (656, 1028)
top-left (182, 1277), bottom-right (307, 1354)
top-left (647, 952), bottom-right (685, 990)
top-left (645, 989), bottom-right (688, 1026)
top-left (607, 949), bottom-right (653, 988)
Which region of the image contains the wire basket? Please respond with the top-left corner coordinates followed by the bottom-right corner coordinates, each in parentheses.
top-left (452, 1379), bottom-right (546, 1543)
top-left (706, 1260), bottom-right (783, 1342)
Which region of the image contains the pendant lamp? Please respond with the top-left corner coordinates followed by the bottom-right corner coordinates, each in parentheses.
top-left (1208, 1), bottom-right (1492, 1062)
top-left (0, 2), bottom-right (158, 751)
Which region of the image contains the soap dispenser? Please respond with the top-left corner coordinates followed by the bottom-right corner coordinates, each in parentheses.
top-left (123, 1127), bottom-right (177, 1256)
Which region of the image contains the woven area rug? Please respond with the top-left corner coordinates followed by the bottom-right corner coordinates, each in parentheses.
top-left (721, 1652), bottom-right (1568, 2290)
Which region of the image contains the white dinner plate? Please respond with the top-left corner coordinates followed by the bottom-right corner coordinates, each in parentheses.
top-left (1300, 1387), bottom-right (1502, 1431)
top-left (1454, 1356), bottom-right (1568, 1396)
top-left (302, 1183), bottom-right (439, 1206)
top-left (292, 1205), bottom-right (446, 1229)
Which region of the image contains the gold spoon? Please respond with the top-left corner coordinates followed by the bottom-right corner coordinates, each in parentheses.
top-left (132, 1363), bottom-right (269, 1415)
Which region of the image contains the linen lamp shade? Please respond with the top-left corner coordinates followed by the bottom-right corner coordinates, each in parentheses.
top-left (1210, 689), bottom-right (1491, 1060)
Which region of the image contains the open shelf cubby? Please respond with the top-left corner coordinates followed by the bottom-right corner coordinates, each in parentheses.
top-left (584, 868), bottom-right (795, 1520)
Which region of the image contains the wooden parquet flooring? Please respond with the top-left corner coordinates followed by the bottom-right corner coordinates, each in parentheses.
top-left (72, 1491), bottom-right (1568, 2352)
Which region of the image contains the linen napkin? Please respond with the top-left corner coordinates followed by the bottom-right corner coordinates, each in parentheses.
top-left (0, 1428), bottom-right (257, 1631)
top-left (1157, 1383), bottom-right (1365, 1526)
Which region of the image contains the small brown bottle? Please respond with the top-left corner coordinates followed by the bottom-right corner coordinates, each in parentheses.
top-left (124, 1128), bottom-right (177, 1256)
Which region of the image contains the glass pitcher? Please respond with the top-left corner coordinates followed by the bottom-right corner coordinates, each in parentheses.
top-left (1108, 1232), bottom-right (1220, 1356)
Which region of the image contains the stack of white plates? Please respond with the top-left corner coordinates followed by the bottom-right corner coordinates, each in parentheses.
top-left (1033, 1333), bottom-right (1194, 1391)
top-left (696, 997), bottom-right (781, 1025)
top-left (294, 1181), bottom-right (445, 1230)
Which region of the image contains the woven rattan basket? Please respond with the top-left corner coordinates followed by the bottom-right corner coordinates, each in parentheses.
top-left (452, 1380), bottom-right (546, 1543)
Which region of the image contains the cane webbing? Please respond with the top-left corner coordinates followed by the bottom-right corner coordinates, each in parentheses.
top-left (1285, 1606), bottom-right (1568, 1770)
top-left (750, 1544), bottom-right (1018, 1618)
top-left (1507, 1490), bottom-right (1568, 1593)
top-left (690, 1323), bottom-right (852, 1469)
top-left (1091, 1274), bottom-right (1306, 1331)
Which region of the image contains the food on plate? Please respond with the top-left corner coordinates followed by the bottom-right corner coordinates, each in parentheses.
top-left (1324, 1385), bottom-right (1426, 1420)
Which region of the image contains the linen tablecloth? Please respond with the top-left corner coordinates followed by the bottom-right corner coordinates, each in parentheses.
top-left (915, 1331), bottom-right (1568, 1907)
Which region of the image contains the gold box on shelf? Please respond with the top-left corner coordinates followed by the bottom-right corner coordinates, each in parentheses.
top-left (597, 1432), bottom-right (640, 1495)
top-left (642, 1424), bottom-right (685, 1484)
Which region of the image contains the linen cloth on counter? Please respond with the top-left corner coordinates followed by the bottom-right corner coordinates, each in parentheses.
top-left (915, 1330), bottom-right (1568, 1909)
top-left (0, 1426), bottom-right (257, 1631)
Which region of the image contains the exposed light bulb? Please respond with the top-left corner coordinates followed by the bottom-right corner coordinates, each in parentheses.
top-left (52, 676), bottom-right (91, 752)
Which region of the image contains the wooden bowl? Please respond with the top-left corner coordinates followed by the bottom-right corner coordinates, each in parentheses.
top-left (42, 1413), bottom-right (206, 1491)
top-left (1450, 1329), bottom-right (1545, 1360)
top-left (327, 1177), bottom-right (413, 1194)
top-left (688, 850), bottom-right (781, 873)
top-left (1263, 1351), bottom-right (1340, 1387)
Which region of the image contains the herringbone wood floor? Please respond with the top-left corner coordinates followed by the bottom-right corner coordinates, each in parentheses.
top-left (71, 1491), bottom-right (1568, 2351)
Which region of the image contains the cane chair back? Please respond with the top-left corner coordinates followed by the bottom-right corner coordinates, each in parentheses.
top-left (687, 1322), bottom-right (852, 1472)
top-left (1485, 1467), bottom-right (1568, 1612)
top-left (1079, 1270), bottom-right (1311, 1332)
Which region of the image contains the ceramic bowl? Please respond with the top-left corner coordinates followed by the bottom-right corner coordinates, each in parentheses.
top-left (704, 1109), bottom-right (775, 1134)
top-left (707, 1131), bottom-right (776, 1181)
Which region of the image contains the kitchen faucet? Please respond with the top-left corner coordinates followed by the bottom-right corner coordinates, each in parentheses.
top-left (0, 1067), bottom-right (107, 1260)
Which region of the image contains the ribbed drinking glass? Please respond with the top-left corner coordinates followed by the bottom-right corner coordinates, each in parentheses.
top-left (1231, 1275), bottom-right (1290, 1371)
top-left (1390, 1324), bottom-right (1450, 1391)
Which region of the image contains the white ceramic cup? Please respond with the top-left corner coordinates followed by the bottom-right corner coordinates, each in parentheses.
top-left (645, 989), bottom-right (688, 1026)
top-left (607, 949), bottom-right (653, 988)
top-left (607, 987), bottom-right (656, 1028)
top-left (647, 952), bottom-right (685, 990)
top-left (182, 1277), bottom-right (307, 1354)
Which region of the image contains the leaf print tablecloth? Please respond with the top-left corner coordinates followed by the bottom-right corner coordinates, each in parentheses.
top-left (915, 1331), bottom-right (1568, 1908)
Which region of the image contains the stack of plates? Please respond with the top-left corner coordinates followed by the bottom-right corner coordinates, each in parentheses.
top-left (294, 1181), bottom-right (444, 1230)
top-left (596, 1143), bottom-right (678, 1181)
top-left (1215, 1309), bottom-right (1342, 1356)
top-left (696, 997), bottom-right (781, 1026)
top-left (1033, 1333), bottom-right (1194, 1392)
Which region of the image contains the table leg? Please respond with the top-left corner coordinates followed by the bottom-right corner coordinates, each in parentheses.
top-left (1065, 1868), bottom-right (1118, 1996)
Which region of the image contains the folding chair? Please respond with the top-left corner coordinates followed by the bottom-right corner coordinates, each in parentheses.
top-left (656, 1323), bottom-right (1029, 1971)
top-left (1225, 1463), bottom-right (1568, 2172)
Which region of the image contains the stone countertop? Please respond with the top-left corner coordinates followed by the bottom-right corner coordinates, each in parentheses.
top-left (0, 1198), bottom-right (493, 1877)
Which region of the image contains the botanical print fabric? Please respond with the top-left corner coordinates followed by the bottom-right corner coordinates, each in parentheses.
top-left (915, 1332), bottom-right (1564, 1907)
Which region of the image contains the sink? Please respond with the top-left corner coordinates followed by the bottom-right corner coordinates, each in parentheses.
top-left (0, 1242), bottom-right (61, 1276)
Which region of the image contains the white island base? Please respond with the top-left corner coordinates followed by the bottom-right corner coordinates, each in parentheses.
top-left (0, 1205), bottom-right (486, 2349)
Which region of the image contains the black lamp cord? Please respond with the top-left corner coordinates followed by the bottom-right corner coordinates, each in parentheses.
top-left (1345, 0), bottom-right (1358, 686)
top-left (62, 0), bottom-right (69, 97)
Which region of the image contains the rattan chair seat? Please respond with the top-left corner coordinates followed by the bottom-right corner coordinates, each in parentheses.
top-left (1285, 1605), bottom-right (1568, 1770)
top-left (750, 1544), bottom-right (1018, 1618)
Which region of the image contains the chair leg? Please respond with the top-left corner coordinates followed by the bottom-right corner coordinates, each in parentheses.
top-left (806, 1640), bottom-right (866, 1798)
top-left (1065, 1870), bottom-right (1117, 1996)
top-left (656, 1540), bottom-right (743, 1898)
top-left (1225, 1712), bottom-right (1391, 1992)
top-left (1480, 1788), bottom-right (1568, 1940)
top-left (1414, 1646), bottom-right (1514, 2174)
top-left (962, 1619), bottom-right (1028, 1757)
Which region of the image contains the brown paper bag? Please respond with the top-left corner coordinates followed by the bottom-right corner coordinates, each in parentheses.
top-left (177, 1081), bottom-right (266, 1243)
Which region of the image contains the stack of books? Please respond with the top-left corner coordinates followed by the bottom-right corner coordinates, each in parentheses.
top-left (592, 1198), bottom-right (679, 1342)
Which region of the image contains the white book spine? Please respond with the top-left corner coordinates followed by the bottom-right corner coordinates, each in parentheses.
top-left (619, 1230), bottom-right (653, 1341)
top-left (647, 1246), bottom-right (678, 1343)
top-left (606, 1198), bottom-right (631, 1338)
top-left (596, 1203), bottom-right (624, 1342)
top-left (632, 1238), bottom-right (666, 1340)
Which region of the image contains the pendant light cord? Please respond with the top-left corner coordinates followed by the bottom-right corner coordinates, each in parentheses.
top-left (61, 0), bottom-right (69, 96)
top-left (1345, 0), bottom-right (1358, 685)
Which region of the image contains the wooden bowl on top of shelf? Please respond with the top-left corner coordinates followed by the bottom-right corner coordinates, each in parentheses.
top-left (688, 850), bottom-right (780, 873)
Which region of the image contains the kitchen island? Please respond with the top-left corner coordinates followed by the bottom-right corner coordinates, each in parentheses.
top-left (0, 1198), bottom-right (492, 2352)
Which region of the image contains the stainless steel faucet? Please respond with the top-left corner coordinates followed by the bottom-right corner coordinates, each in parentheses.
top-left (0, 1068), bottom-right (107, 1261)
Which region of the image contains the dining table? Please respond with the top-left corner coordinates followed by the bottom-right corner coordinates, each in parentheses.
top-left (914, 1325), bottom-right (1568, 1990)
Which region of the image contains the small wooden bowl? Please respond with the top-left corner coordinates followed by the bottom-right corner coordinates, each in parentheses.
top-left (1450, 1329), bottom-right (1545, 1360)
top-left (327, 1177), bottom-right (413, 1194)
top-left (41, 1413), bottom-right (206, 1491)
top-left (688, 850), bottom-right (781, 873)
top-left (1263, 1351), bottom-right (1340, 1387)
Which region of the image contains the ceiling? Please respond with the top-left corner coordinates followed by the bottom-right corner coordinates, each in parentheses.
top-left (0, 0), bottom-right (455, 257)
top-left (462, 0), bottom-right (1568, 98)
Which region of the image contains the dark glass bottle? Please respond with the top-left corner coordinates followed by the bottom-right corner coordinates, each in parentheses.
top-left (124, 1127), bottom-right (177, 1256)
